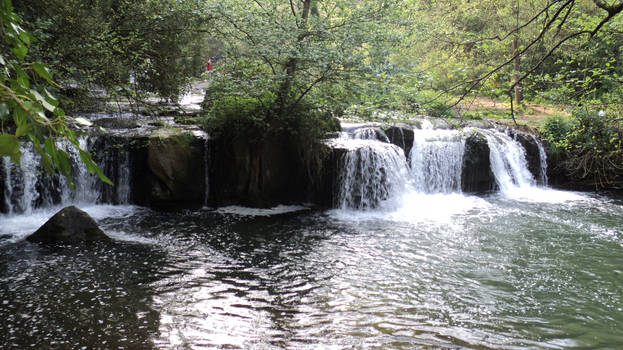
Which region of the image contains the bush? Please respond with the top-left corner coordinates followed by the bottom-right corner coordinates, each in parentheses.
top-left (541, 114), bottom-right (571, 146)
top-left (542, 108), bottom-right (623, 188)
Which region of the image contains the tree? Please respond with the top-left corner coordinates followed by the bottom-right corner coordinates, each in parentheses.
top-left (14, 0), bottom-right (213, 105)
top-left (202, 0), bottom-right (397, 201)
top-left (0, 0), bottom-right (110, 186)
top-left (405, 0), bottom-right (623, 123)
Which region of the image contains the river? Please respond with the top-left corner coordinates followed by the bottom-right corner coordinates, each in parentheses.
top-left (1, 188), bottom-right (622, 349)
top-left (1, 124), bottom-right (622, 349)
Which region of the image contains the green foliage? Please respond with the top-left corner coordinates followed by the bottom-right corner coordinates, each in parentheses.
top-left (203, 94), bottom-right (269, 143)
top-left (14, 0), bottom-right (210, 104)
top-left (0, 0), bottom-right (111, 186)
top-left (202, 0), bottom-right (395, 141)
top-left (541, 108), bottom-right (623, 187)
top-left (541, 115), bottom-right (572, 147)
top-left (418, 91), bottom-right (455, 118)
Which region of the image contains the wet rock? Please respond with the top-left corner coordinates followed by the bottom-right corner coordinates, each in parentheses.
top-left (209, 134), bottom-right (308, 208)
top-left (462, 132), bottom-right (497, 193)
top-left (27, 206), bottom-right (110, 244)
top-left (93, 117), bottom-right (141, 130)
top-left (384, 125), bottom-right (414, 158)
top-left (145, 129), bottom-right (206, 209)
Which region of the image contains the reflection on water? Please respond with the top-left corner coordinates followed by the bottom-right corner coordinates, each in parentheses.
top-left (1, 191), bottom-right (623, 349)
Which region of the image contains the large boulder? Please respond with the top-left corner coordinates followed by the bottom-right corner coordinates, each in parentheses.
top-left (140, 129), bottom-right (207, 209)
top-left (461, 132), bottom-right (497, 193)
top-left (26, 206), bottom-right (110, 244)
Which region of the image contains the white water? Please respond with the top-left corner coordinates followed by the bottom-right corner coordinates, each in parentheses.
top-left (333, 125), bottom-right (585, 216)
top-left (409, 128), bottom-right (464, 193)
top-left (0, 136), bottom-right (131, 214)
top-left (533, 134), bottom-right (549, 185)
top-left (334, 139), bottom-right (409, 210)
top-left (353, 127), bottom-right (390, 142)
top-left (484, 130), bottom-right (536, 192)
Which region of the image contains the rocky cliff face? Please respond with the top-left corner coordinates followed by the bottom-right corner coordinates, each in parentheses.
top-left (1, 111), bottom-right (570, 213)
top-left (461, 132), bottom-right (497, 193)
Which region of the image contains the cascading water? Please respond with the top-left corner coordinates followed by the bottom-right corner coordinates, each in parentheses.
top-left (0, 136), bottom-right (132, 214)
top-left (484, 130), bottom-right (536, 192)
top-left (334, 139), bottom-right (409, 210)
top-left (333, 124), bottom-right (552, 213)
top-left (353, 127), bottom-right (390, 142)
top-left (203, 136), bottom-right (210, 207)
top-left (409, 128), bottom-right (465, 193)
top-left (532, 134), bottom-right (549, 186)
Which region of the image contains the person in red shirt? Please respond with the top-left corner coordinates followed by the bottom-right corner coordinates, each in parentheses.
top-left (206, 58), bottom-right (213, 72)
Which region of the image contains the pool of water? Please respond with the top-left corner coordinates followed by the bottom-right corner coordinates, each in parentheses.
top-left (1, 190), bottom-right (622, 349)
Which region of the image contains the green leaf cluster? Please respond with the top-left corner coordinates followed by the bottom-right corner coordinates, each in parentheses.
top-left (0, 0), bottom-right (111, 186)
top-left (542, 108), bottom-right (623, 188)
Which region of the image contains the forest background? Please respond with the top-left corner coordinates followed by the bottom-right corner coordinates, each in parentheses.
top-left (2, 0), bottom-right (623, 187)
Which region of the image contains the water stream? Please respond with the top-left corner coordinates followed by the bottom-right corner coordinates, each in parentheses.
top-left (1, 125), bottom-right (622, 349)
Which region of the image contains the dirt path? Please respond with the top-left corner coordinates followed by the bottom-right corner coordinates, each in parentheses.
top-left (454, 96), bottom-right (569, 127)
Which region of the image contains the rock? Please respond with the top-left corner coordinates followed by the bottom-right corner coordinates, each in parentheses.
top-left (306, 142), bottom-right (347, 208)
top-left (0, 157), bottom-right (6, 213)
top-left (461, 132), bottom-right (497, 193)
top-left (145, 129), bottom-right (206, 209)
top-left (93, 117), bottom-right (141, 130)
top-left (209, 133), bottom-right (308, 207)
top-left (384, 125), bottom-right (414, 159)
top-left (26, 206), bottom-right (110, 244)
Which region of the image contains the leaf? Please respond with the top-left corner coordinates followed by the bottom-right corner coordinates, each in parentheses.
top-left (39, 151), bottom-right (54, 174)
top-left (15, 123), bottom-right (32, 138)
top-left (32, 63), bottom-right (53, 83)
top-left (11, 43), bottom-right (27, 61)
top-left (0, 103), bottom-right (9, 120)
top-left (55, 149), bottom-right (71, 177)
top-left (80, 149), bottom-right (113, 185)
top-left (31, 89), bottom-right (55, 112)
top-left (0, 134), bottom-right (21, 164)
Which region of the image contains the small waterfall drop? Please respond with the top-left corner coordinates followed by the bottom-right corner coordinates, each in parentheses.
top-left (353, 127), bottom-right (390, 142)
top-left (332, 123), bottom-right (553, 212)
top-left (409, 129), bottom-right (465, 193)
top-left (335, 139), bottom-right (409, 210)
top-left (0, 136), bottom-right (131, 214)
top-left (484, 130), bottom-right (536, 192)
top-left (532, 134), bottom-right (549, 186)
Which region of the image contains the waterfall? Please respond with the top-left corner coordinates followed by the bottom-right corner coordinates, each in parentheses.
top-left (353, 127), bottom-right (390, 142)
top-left (409, 129), bottom-right (465, 193)
top-left (332, 124), bottom-right (551, 211)
top-left (484, 130), bottom-right (536, 192)
top-left (335, 139), bottom-right (409, 210)
top-left (532, 134), bottom-right (549, 186)
top-left (0, 136), bottom-right (131, 214)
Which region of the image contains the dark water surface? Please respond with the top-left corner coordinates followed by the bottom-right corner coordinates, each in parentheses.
top-left (1, 190), bottom-right (622, 349)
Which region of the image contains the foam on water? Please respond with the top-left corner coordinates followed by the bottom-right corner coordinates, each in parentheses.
top-left (330, 191), bottom-right (491, 225)
top-left (499, 187), bottom-right (588, 204)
